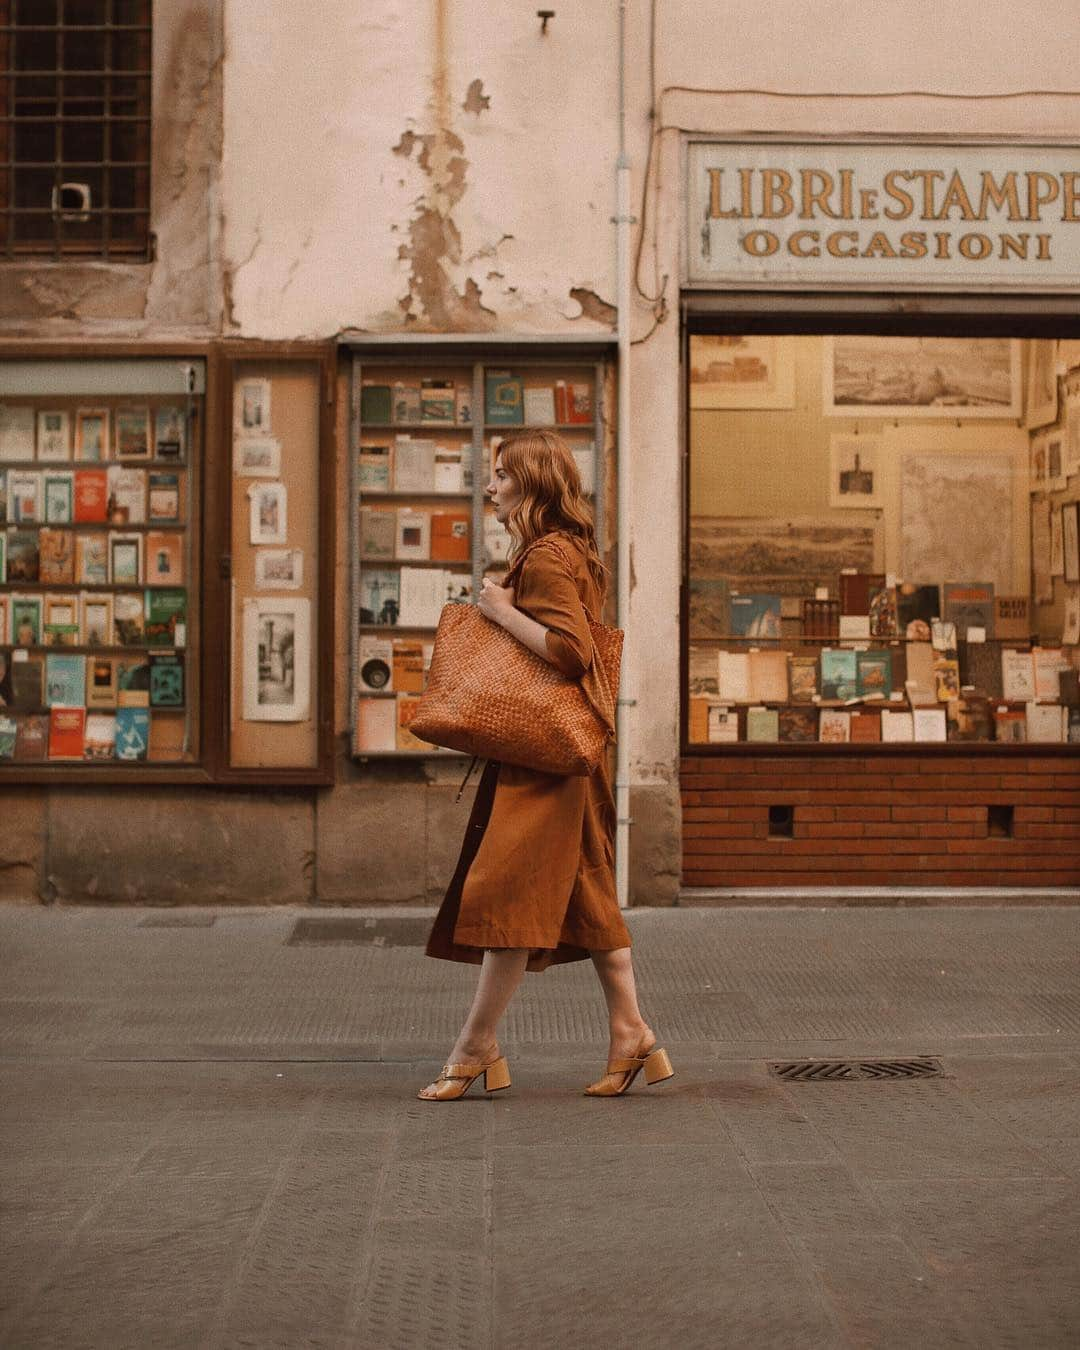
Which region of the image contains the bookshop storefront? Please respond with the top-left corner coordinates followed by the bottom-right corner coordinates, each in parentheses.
top-left (679, 141), bottom-right (1080, 891)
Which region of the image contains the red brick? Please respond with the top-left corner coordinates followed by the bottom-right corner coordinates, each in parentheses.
top-left (891, 806), bottom-right (944, 822)
top-left (947, 806), bottom-right (988, 821)
top-left (683, 823), bottom-right (760, 839)
top-left (1055, 808), bottom-right (1080, 822)
top-left (844, 806), bottom-right (892, 822)
top-left (1015, 824), bottom-right (1080, 839)
top-left (793, 806), bottom-right (836, 822)
top-left (793, 824), bottom-right (867, 838)
top-left (1014, 806), bottom-right (1055, 821)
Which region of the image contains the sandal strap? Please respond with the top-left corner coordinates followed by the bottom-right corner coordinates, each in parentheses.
top-left (440, 1057), bottom-right (499, 1080)
top-left (605, 1055), bottom-right (645, 1074)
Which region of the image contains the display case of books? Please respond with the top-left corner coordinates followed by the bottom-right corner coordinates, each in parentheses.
top-left (347, 338), bottom-right (612, 757)
top-left (0, 356), bottom-right (202, 774)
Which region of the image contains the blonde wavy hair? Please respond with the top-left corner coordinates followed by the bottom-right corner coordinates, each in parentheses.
top-left (495, 429), bottom-right (608, 599)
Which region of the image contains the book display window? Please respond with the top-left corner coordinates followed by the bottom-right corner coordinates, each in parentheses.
top-left (348, 342), bottom-right (610, 757)
top-left (685, 332), bottom-right (1080, 751)
top-left (0, 357), bottom-right (201, 771)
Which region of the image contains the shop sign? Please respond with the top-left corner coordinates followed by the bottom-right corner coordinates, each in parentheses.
top-left (686, 142), bottom-right (1080, 290)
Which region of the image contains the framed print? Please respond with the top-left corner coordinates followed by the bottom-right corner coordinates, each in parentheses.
top-left (43, 472), bottom-right (73, 524)
top-left (234, 436), bottom-right (281, 477)
top-left (689, 335), bottom-right (795, 410)
top-left (114, 406), bottom-right (151, 460)
top-left (829, 433), bottom-right (883, 510)
top-left (107, 531), bottom-right (143, 585)
top-left (36, 410), bottom-right (71, 461)
top-left (235, 377), bottom-right (272, 435)
top-left (254, 548), bottom-right (304, 590)
top-left (1064, 502), bottom-right (1080, 585)
top-left (1029, 432), bottom-right (1048, 491)
top-left (1045, 430), bottom-right (1067, 492)
top-left (825, 337), bottom-right (1021, 419)
top-left (247, 481), bottom-right (287, 545)
top-left (241, 596), bottom-right (310, 722)
top-left (74, 409), bottom-right (110, 462)
top-left (1025, 339), bottom-right (1058, 429)
top-left (154, 406), bottom-right (186, 461)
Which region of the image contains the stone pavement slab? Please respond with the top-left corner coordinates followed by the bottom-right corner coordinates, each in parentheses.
top-left (0, 904), bottom-right (1079, 1348)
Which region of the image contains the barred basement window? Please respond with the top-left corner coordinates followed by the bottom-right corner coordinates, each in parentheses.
top-left (0, 0), bottom-right (151, 261)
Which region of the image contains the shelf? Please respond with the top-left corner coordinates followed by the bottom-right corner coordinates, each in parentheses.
top-left (356, 491), bottom-right (471, 502)
top-left (2, 644), bottom-right (183, 654)
top-left (358, 556), bottom-right (470, 569)
top-left (691, 635), bottom-right (1036, 645)
top-left (483, 422), bottom-right (594, 432)
top-left (0, 458), bottom-right (187, 470)
top-left (5, 705), bottom-right (187, 715)
top-left (4, 521), bottom-right (185, 531)
top-left (359, 423), bottom-right (472, 433)
top-left (5, 582), bottom-right (186, 591)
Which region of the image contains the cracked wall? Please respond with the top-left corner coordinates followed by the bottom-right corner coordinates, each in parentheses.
top-left (0, 0), bottom-right (222, 337)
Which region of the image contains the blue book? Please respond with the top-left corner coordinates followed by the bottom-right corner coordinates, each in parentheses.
top-left (115, 707), bottom-right (149, 761)
top-left (44, 653), bottom-right (86, 708)
top-left (820, 648), bottom-right (858, 701)
top-left (729, 592), bottom-right (781, 642)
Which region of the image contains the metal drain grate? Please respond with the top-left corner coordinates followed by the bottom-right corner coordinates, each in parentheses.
top-left (769, 1057), bottom-right (943, 1082)
top-left (288, 916), bottom-right (431, 947)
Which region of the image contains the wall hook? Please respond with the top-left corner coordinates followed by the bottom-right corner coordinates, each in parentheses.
top-left (537, 10), bottom-right (554, 34)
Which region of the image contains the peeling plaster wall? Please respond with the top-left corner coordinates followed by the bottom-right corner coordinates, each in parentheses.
top-left (0, 0), bottom-right (222, 336)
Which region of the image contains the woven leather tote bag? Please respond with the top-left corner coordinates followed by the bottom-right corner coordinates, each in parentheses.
top-left (409, 542), bottom-right (623, 776)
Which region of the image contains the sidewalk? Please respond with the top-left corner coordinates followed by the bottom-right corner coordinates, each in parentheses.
top-left (2, 904), bottom-right (1079, 1348)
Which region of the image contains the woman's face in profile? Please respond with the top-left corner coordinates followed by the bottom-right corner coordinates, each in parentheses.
top-left (486, 454), bottom-right (522, 525)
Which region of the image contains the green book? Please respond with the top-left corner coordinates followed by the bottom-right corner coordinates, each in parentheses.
top-left (145, 587), bottom-right (186, 645)
top-left (855, 649), bottom-right (893, 699)
top-left (360, 384), bottom-right (392, 423)
top-left (746, 706), bottom-right (780, 742)
top-left (484, 371), bottom-right (523, 425)
top-left (149, 652), bottom-right (185, 707)
top-left (820, 648), bottom-right (857, 701)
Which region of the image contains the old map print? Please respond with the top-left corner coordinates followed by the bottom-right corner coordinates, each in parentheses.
top-left (900, 453), bottom-right (1013, 592)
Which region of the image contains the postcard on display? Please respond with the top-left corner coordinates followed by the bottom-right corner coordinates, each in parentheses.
top-left (39, 528), bottom-right (74, 584)
top-left (819, 648), bottom-right (857, 702)
top-left (234, 436), bottom-right (281, 477)
top-left (108, 531), bottom-right (143, 585)
top-left (942, 583), bottom-right (995, 641)
top-left (360, 507), bottom-right (396, 560)
top-left (746, 706), bottom-right (780, 743)
top-left (10, 470), bottom-right (41, 523)
top-left (154, 406), bottom-right (186, 460)
top-left (254, 548), bottom-right (303, 590)
top-left (708, 705), bottom-right (740, 743)
top-left (995, 596), bottom-right (1030, 640)
top-left (13, 713), bottom-right (48, 760)
top-left (1026, 702), bottom-right (1066, 743)
top-left (0, 406), bottom-right (35, 461)
top-left (730, 593), bottom-right (782, 641)
top-left (392, 382), bottom-right (422, 424)
top-left (420, 379), bottom-right (456, 425)
top-left (716, 650), bottom-right (751, 703)
top-left (433, 447), bottom-right (464, 495)
top-left (74, 409), bottom-right (110, 462)
top-left (241, 596), bottom-right (310, 722)
top-left (148, 471), bottom-right (183, 523)
top-left (83, 712), bottom-right (117, 762)
top-left (778, 706), bottom-right (818, 743)
top-left (43, 472), bottom-right (74, 524)
top-left (114, 406), bottom-right (151, 460)
top-left (398, 566), bottom-right (445, 628)
top-left (43, 594), bottom-right (80, 647)
top-left (79, 593), bottom-right (113, 647)
top-left (7, 529), bottom-right (40, 583)
top-left (248, 481), bottom-right (287, 545)
top-left (788, 654), bottom-right (818, 702)
top-left (36, 410), bottom-right (71, 461)
top-left (747, 649), bottom-right (789, 704)
top-left (85, 656), bottom-right (118, 709)
top-left (235, 378), bottom-right (272, 435)
top-left (145, 531), bottom-right (183, 585)
top-left (826, 337), bottom-right (1021, 419)
top-left (11, 593), bottom-right (43, 646)
top-left (1033, 648), bottom-right (1069, 703)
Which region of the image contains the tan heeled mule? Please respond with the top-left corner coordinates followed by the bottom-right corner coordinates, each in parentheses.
top-left (417, 1053), bottom-right (512, 1102)
top-left (584, 1037), bottom-right (675, 1097)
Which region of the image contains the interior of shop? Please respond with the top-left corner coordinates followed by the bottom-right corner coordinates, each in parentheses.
top-left (686, 333), bottom-right (1080, 747)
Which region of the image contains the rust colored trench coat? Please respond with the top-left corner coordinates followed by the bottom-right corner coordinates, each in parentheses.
top-left (425, 530), bottom-right (631, 971)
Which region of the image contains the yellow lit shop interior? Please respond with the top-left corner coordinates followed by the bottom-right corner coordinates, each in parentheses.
top-left (685, 334), bottom-right (1080, 748)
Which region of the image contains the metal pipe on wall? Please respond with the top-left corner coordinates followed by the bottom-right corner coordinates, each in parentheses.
top-left (615, 0), bottom-right (633, 908)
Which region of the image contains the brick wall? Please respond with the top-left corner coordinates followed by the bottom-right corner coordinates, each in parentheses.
top-left (680, 754), bottom-right (1080, 888)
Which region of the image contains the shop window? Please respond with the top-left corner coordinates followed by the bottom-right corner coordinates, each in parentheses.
top-left (685, 333), bottom-right (1080, 752)
top-left (0, 0), bottom-right (152, 261)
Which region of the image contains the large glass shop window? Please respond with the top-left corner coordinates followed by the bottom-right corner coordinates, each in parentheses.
top-left (686, 334), bottom-right (1080, 748)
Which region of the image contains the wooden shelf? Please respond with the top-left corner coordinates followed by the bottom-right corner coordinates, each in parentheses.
top-left (5, 582), bottom-right (185, 591)
top-left (360, 423), bottom-right (471, 433)
top-left (5, 521), bottom-right (185, 531)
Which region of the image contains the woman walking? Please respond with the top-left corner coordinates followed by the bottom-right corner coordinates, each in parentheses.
top-left (420, 429), bottom-right (673, 1101)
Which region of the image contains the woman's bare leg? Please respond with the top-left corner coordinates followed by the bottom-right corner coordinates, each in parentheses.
top-left (590, 947), bottom-right (651, 1057)
top-left (446, 948), bottom-right (530, 1064)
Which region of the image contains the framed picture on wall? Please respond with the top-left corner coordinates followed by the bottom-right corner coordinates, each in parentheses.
top-left (689, 335), bottom-right (795, 410)
top-left (241, 596), bottom-right (310, 722)
top-left (829, 434), bottom-right (884, 510)
top-left (1064, 502), bottom-right (1080, 585)
top-left (824, 337), bottom-right (1021, 419)
top-left (1025, 339), bottom-right (1058, 429)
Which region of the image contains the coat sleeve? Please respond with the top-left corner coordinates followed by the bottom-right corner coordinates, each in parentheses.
top-left (515, 544), bottom-right (594, 680)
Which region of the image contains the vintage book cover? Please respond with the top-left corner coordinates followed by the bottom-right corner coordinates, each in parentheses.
top-left (839, 571), bottom-right (884, 616)
top-left (9, 470), bottom-right (41, 522)
top-left (961, 641), bottom-right (1004, 699)
top-left (482, 513), bottom-right (512, 566)
top-left (0, 714), bottom-right (16, 760)
top-left (398, 566), bottom-right (444, 627)
top-left (433, 447), bottom-right (465, 494)
top-left (881, 709), bottom-right (915, 742)
top-left (855, 649), bottom-right (892, 699)
top-left (358, 636), bottom-right (393, 692)
top-left (1000, 649), bottom-right (1036, 702)
top-left (106, 465), bottom-right (147, 524)
top-left (716, 650), bottom-right (750, 703)
top-left (391, 382), bottom-right (422, 423)
top-left (420, 379), bottom-right (456, 424)
top-left (896, 583), bottom-right (939, 640)
top-left (149, 652), bottom-right (184, 708)
top-left (455, 385), bottom-right (471, 425)
top-left (144, 588), bottom-right (185, 644)
top-left (43, 471), bottom-right (74, 523)
top-left (36, 410), bottom-right (71, 461)
top-left (429, 512), bottom-right (470, 563)
top-left (993, 706), bottom-right (1026, 742)
top-left (83, 712), bottom-right (116, 761)
top-left (395, 508), bottom-right (431, 561)
top-left (38, 528), bottom-right (74, 584)
top-left (114, 406), bottom-right (150, 459)
top-left (839, 614), bottom-right (871, 640)
top-left (1033, 648), bottom-right (1069, 703)
top-left (359, 568), bottom-right (400, 625)
top-left (44, 654), bottom-right (85, 708)
top-left (356, 695), bottom-right (396, 752)
top-left (443, 571), bottom-right (473, 605)
top-left (1060, 667), bottom-right (1080, 706)
top-left (484, 372), bottom-right (524, 425)
top-left (818, 709), bottom-right (851, 743)
top-left (994, 595), bottom-right (1030, 641)
top-left (819, 648), bottom-right (857, 701)
top-left (779, 706), bottom-right (818, 742)
top-left (523, 386), bottom-right (556, 425)
top-left (395, 692), bottom-right (429, 751)
top-left (1068, 706), bottom-right (1080, 743)
top-left (148, 710), bottom-right (187, 761)
top-left (868, 581), bottom-right (899, 638)
top-left (913, 707), bottom-right (947, 742)
top-left (788, 654), bottom-right (818, 702)
top-left (358, 445), bottom-right (391, 493)
top-left (74, 532), bottom-right (108, 585)
top-left (730, 593), bottom-right (781, 641)
top-left (43, 593), bottom-right (80, 647)
top-left (391, 640), bottom-right (425, 694)
top-left (708, 705), bottom-right (740, 743)
top-left (850, 710), bottom-right (883, 743)
top-left (113, 592), bottom-right (146, 646)
top-left (905, 642), bottom-right (936, 701)
top-left (145, 531), bottom-right (183, 585)
top-left (73, 469), bottom-right (109, 523)
top-left (931, 618), bottom-right (958, 654)
top-left (933, 656), bottom-right (961, 702)
top-left (747, 649), bottom-right (789, 703)
top-left (746, 706), bottom-right (780, 742)
top-left (943, 582), bottom-right (995, 640)
top-left (688, 644), bottom-right (720, 697)
top-left (14, 712), bottom-right (48, 760)
top-left (392, 438), bottom-right (436, 492)
top-left (0, 405), bottom-right (35, 460)
top-left (7, 529), bottom-right (40, 582)
top-left (85, 657), bottom-right (118, 709)
top-left (154, 407), bottom-right (186, 461)
top-left (360, 507), bottom-right (396, 560)
top-left (11, 657), bottom-right (44, 710)
top-left (360, 383), bottom-right (392, 423)
top-left (148, 471), bottom-right (183, 523)
top-left (11, 593), bottom-right (43, 645)
top-left (48, 707), bottom-right (85, 760)
top-left (948, 692), bottom-right (992, 741)
top-left (566, 382), bottom-right (593, 424)
top-left (1026, 702), bottom-right (1066, 743)
top-left (115, 707), bottom-right (149, 760)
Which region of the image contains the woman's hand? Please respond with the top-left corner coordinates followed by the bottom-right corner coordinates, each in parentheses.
top-left (477, 576), bottom-right (516, 626)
